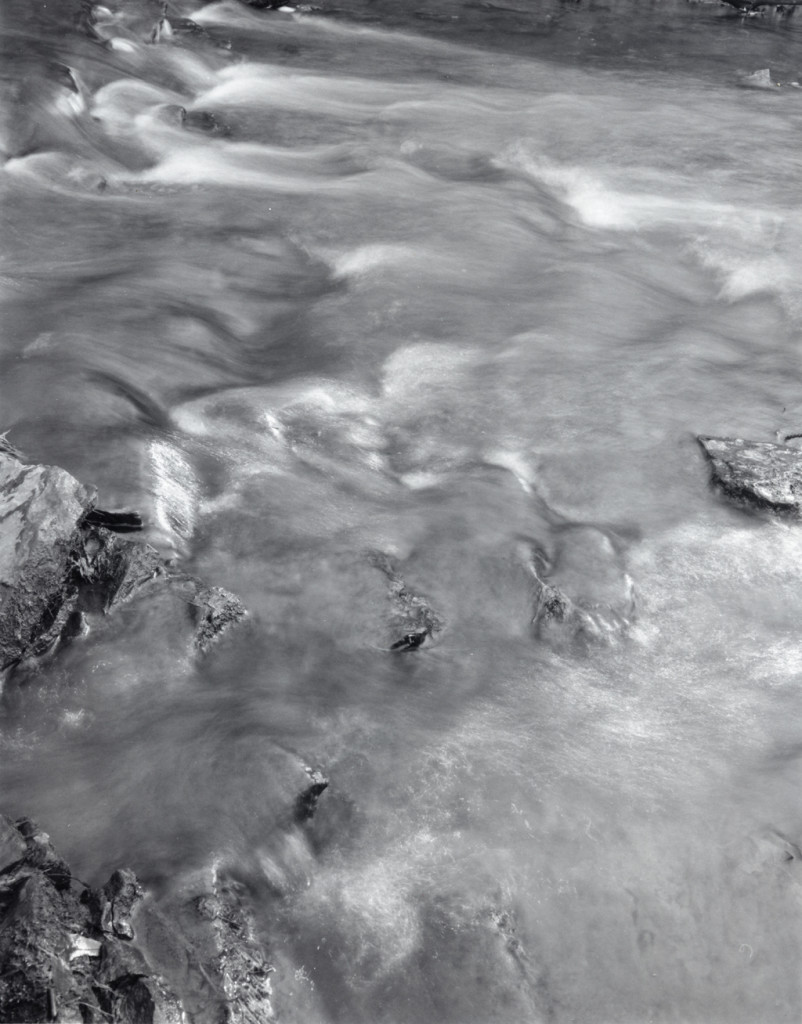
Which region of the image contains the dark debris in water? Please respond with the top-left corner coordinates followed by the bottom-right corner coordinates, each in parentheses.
top-left (81, 507), bottom-right (144, 533)
top-left (390, 629), bottom-right (430, 652)
top-left (295, 766), bottom-right (330, 821)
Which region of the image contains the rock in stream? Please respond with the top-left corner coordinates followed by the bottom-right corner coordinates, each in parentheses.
top-left (698, 435), bottom-right (802, 514)
top-left (0, 780), bottom-right (328, 1024)
top-left (526, 524), bottom-right (636, 643)
top-left (0, 451), bottom-right (246, 674)
top-left (0, 814), bottom-right (180, 1024)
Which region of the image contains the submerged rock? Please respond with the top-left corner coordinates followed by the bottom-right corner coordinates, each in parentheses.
top-left (527, 525), bottom-right (636, 642)
top-left (369, 550), bottom-right (444, 651)
top-left (738, 68), bottom-right (777, 89)
top-left (698, 435), bottom-right (802, 514)
top-left (0, 451), bottom-right (246, 673)
top-left (152, 865), bottom-right (278, 1024)
top-left (295, 766), bottom-right (330, 822)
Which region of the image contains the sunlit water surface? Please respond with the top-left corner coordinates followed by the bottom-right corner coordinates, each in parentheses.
top-left (3, 1), bottom-right (802, 1021)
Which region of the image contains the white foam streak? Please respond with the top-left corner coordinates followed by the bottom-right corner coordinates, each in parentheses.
top-left (199, 62), bottom-right (420, 115)
top-left (190, 0), bottom-right (287, 29)
top-left (509, 154), bottom-right (748, 232)
top-left (92, 80), bottom-right (187, 139)
top-left (132, 142), bottom-right (356, 190)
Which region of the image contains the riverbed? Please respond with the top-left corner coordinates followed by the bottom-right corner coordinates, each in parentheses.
top-left (2, 1), bottom-right (802, 1020)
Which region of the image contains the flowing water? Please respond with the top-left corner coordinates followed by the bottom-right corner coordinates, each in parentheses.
top-left (3, 0), bottom-right (802, 1020)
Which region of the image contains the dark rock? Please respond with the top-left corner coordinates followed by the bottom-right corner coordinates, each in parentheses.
top-left (295, 767), bottom-right (329, 823)
top-left (0, 451), bottom-right (246, 673)
top-left (81, 508), bottom-right (144, 533)
top-left (172, 16), bottom-right (207, 34)
top-left (13, 819), bottom-right (72, 892)
top-left (736, 827), bottom-right (802, 874)
top-left (177, 578), bottom-right (248, 654)
top-left (0, 869), bottom-right (82, 1024)
top-left (100, 869), bottom-right (144, 941)
top-left (183, 110), bottom-right (231, 136)
top-left (75, 524), bottom-right (166, 612)
top-left (369, 551), bottom-right (443, 651)
top-left (698, 435), bottom-right (802, 513)
top-left (0, 798), bottom-right (333, 1024)
top-left (0, 814), bottom-right (183, 1024)
top-left (0, 819), bottom-right (26, 876)
top-left (390, 630), bottom-right (429, 652)
top-left (527, 525), bottom-right (636, 642)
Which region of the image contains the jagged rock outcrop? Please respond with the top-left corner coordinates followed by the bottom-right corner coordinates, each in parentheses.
top-left (526, 525), bottom-right (636, 642)
top-left (0, 815), bottom-right (182, 1024)
top-left (0, 766), bottom-right (328, 1024)
top-left (698, 435), bottom-right (802, 514)
top-left (0, 451), bottom-right (246, 673)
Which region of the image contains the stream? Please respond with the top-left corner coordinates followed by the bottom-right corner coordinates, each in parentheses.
top-left (3, 0), bottom-right (802, 1020)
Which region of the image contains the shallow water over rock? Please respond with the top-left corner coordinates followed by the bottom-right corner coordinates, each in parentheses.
top-left (3, 1), bottom-right (802, 1021)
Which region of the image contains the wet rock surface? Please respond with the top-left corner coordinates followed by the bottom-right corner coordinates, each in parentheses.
top-left (0, 814), bottom-right (182, 1024)
top-left (0, 456), bottom-right (93, 672)
top-left (0, 814), bottom-right (301, 1023)
top-left (698, 435), bottom-right (802, 514)
top-left (369, 550), bottom-right (444, 651)
top-left (526, 524), bottom-right (636, 642)
top-left (0, 762), bottom-right (328, 1023)
top-left (151, 865), bottom-right (278, 1024)
top-left (0, 451), bottom-right (246, 673)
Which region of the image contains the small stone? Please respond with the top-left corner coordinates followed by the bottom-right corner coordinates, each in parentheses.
top-left (739, 68), bottom-right (776, 89)
top-left (295, 767), bottom-right (329, 822)
top-left (15, 818), bottom-right (72, 891)
top-left (102, 868), bottom-right (144, 940)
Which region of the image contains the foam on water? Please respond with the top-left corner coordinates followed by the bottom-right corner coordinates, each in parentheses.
top-left (200, 62), bottom-right (422, 113)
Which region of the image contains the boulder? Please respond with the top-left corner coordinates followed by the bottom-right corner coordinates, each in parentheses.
top-left (0, 456), bottom-right (93, 671)
top-left (698, 435), bottom-right (802, 514)
top-left (0, 451), bottom-right (246, 673)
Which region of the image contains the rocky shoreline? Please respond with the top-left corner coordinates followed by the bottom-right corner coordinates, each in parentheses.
top-left (0, 800), bottom-right (330, 1024)
top-left (0, 447), bottom-right (330, 1022)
